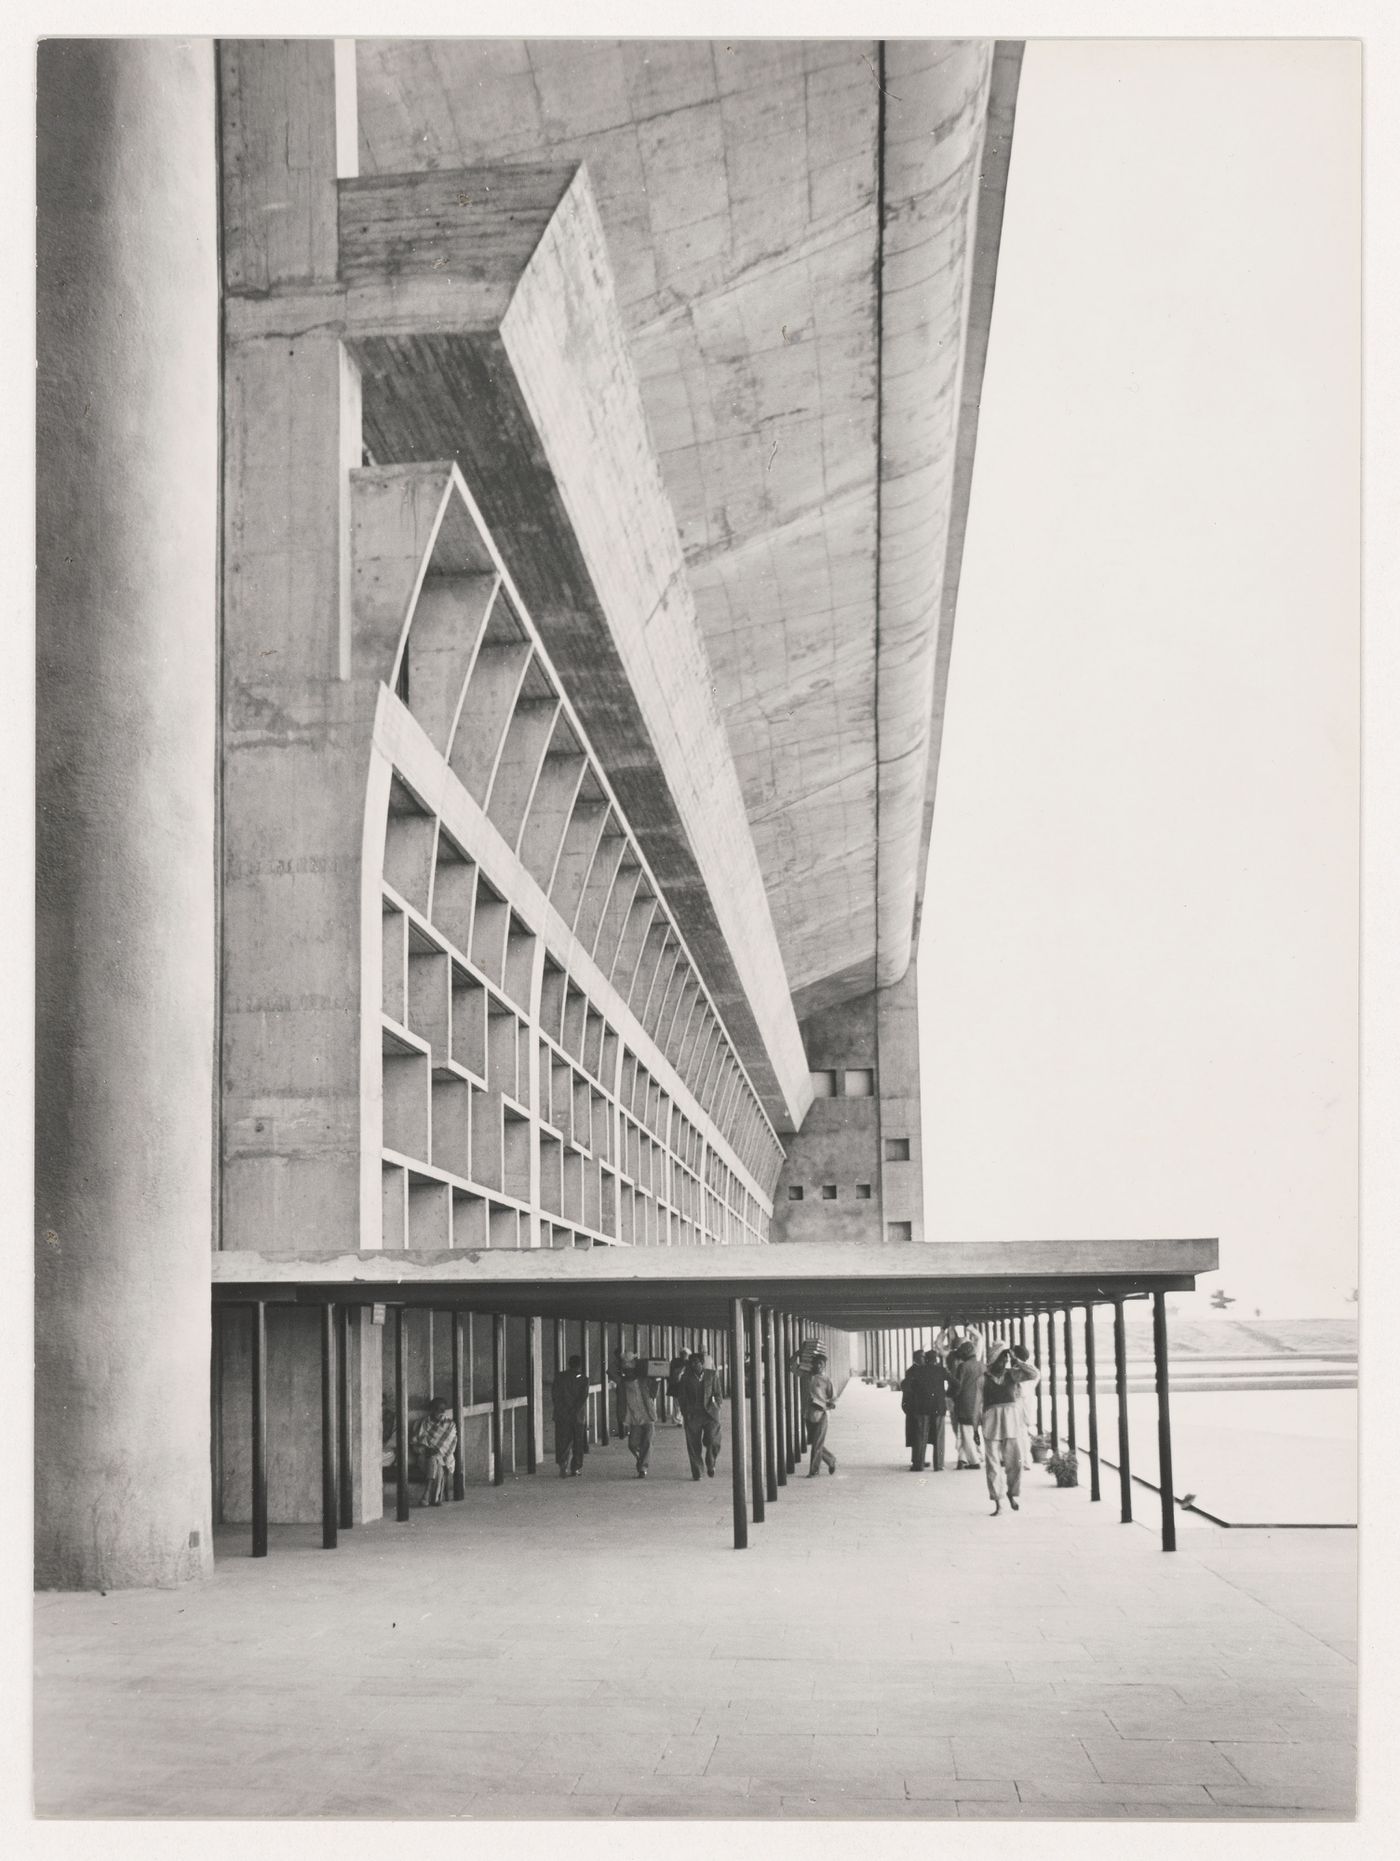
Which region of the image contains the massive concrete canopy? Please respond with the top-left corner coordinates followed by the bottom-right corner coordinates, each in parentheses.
top-left (356, 39), bottom-right (1022, 1018)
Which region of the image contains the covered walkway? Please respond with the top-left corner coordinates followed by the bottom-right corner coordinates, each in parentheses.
top-left (213, 1236), bottom-right (1216, 1555)
top-left (35, 1380), bottom-right (1355, 1820)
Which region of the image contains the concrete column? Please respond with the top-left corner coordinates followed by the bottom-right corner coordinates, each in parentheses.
top-left (36, 39), bottom-right (219, 1589)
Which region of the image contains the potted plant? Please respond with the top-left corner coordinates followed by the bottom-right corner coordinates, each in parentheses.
top-left (1046, 1449), bottom-right (1079, 1488)
top-left (1029, 1434), bottom-right (1052, 1465)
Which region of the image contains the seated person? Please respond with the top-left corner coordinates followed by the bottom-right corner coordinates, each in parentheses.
top-left (410, 1397), bottom-right (457, 1507)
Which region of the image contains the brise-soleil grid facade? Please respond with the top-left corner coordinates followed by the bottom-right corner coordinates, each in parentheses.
top-left (370, 461), bottom-right (783, 1261)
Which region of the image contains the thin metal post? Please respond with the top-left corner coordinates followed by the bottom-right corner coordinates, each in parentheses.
top-left (320, 1303), bottom-right (339, 1549)
top-left (1113, 1297), bottom-right (1132, 1522)
top-left (1085, 1304), bottom-right (1101, 1501)
top-left (1032, 1310), bottom-right (1044, 1435)
top-left (555, 1317), bottom-right (566, 1372)
top-left (1047, 1306), bottom-right (1059, 1450)
top-left (595, 1321), bottom-right (609, 1444)
top-left (251, 1300), bottom-right (268, 1558)
top-left (491, 1311), bottom-right (506, 1486)
top-left (780, 1316), bottom-right (792, 1469)
top-left (394, 1306), bottom-right (410, 1522)
top-left (729, 1297), bottom-right (749, 1549)
top-left (337, 1303), bottom-right (354, 1529)
top-left (747, 1301), bottom-right (766, 1523)
top-left (526, 1318), bottom-right (539, 1474)
top-left (763, 1306), bottom-right (780, 1499)
top-left (793, 1321), bottom-right (805, 1451)
top-left (1153, 1291), bottom-right (1177, 1551)
top-left (1064, 1307), bottom-right (1077, 1453)
top-left (451, 1311), bottom-right (466, 1501)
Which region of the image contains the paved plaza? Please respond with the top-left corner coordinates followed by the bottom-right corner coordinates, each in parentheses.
top-left (34, 1380), bottom-right (1356, 1821)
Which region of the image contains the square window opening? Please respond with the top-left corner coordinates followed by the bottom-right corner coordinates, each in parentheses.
top-left (884, 1138), bottom-right (910, 1163)
top-left (787, 1185), bottom-right (804, 1201)
top-left (810, 1070), bottom-right (837, 1097)
top-left (855, 1183), bottom-right (872, 1200)
top-left (887, 1221), bottom-right (913, 1243)
top-left (844, 1068), bottom-right (875, 1097)
top-left (820, 1184), bottom-right (837, 1201)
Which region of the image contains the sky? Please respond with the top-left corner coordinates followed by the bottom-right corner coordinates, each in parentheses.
top-left (919, 40), bottom-right (1360, 1321)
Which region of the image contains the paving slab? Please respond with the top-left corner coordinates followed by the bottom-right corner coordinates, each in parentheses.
top-left (34, 1377), bottom-right (1356, 1821)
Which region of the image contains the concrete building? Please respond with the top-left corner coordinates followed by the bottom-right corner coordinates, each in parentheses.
top-left (36, 37), bottom-right (1213, 1589)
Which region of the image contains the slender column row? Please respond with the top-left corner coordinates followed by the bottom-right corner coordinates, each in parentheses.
top-left (237, 1294), bottom-right (1178, 1555)
top-left (860, 1293), bottom-right (1176, 1552)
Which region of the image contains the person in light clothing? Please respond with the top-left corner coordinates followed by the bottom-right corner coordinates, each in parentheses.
top-left (411, 1397), bottom-right (457, 1508)
top-left (805, 1351), bottom-right (838, 1476)
top-left (981, 1343), bottom-right (1040, 1515)
top-left (1010, 1342), bottom-right (1038, 1436)
top-left (617, 1355), bottom-right (659, 1478)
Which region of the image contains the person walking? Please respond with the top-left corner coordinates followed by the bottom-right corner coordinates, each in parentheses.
top-left (981, 1342), bottom-right (1040, 1516)
top-left (951, 1338), bottom-right (984, 1469)
top-left (901, 1348), bottom-right (949, 1472)
top-left (617, 1354), bottom-right (659, 1478)
top-left (666, 1342), bottom-right (690, 1426)
top-left (805, 1350), bottom-right (838, 1476)
top-left (677, 1350), bottom-right (724, 1480)
top-left (552, 1352), bottom-right (590, 1478)
top-left (1011, 1341), bottom-right (1038, 1438)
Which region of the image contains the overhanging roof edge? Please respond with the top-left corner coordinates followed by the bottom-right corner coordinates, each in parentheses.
top-left (212, 1237), bottom-right (1218, 1293)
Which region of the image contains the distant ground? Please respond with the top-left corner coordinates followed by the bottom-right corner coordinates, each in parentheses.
top-left (1120, 1318), bottom-right (1356, 1361)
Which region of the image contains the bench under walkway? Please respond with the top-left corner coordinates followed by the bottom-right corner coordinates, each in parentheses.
top-left (34, 1379), bottom-right (1355, 1820)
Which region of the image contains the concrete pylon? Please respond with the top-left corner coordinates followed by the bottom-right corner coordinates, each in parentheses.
top-left (36, 39), bottom-right (219, 1587)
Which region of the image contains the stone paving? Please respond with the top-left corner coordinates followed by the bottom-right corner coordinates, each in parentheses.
top-left (34, 1380), bottom-right (1357, 1820)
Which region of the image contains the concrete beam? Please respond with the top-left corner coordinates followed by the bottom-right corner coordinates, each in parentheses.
top-left (212, 1237), bottom-right (1220, 1331)
top-left (875, 41), bottom-right (1011, 991)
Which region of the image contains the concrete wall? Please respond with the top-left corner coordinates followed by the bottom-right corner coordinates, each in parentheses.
top-left (875, 966), bottom-right (924, 1240)
top-left (35, 40), bottom-right (219, 1589)
top-left (220, 42), bottom-right (372, 1259)
top-left (218, 1306), bottom-right (382, 1527)
top-left (772, 968), bottom-right (924, 1245)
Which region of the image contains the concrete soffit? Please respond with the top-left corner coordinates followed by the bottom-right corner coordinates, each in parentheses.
top-left (334, 158), bottom-right (812, 1134)
top-left (874, 41), bottom-right (1023, 991)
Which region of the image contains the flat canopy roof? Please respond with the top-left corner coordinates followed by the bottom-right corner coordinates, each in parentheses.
top-left (211, 1239), bottom-right (1217, 1330)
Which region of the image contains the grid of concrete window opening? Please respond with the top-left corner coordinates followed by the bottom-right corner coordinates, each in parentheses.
top-left (373, 462), bottom-right (783, 1259)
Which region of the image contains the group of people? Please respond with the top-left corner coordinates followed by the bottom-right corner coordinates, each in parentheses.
top-left (552, 1346), bottom-right (839, 1482)
top-left (899, 1330), bottom-right (1039, 1517)
top-left (390, 1336), bottom-right (1037, 1514)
